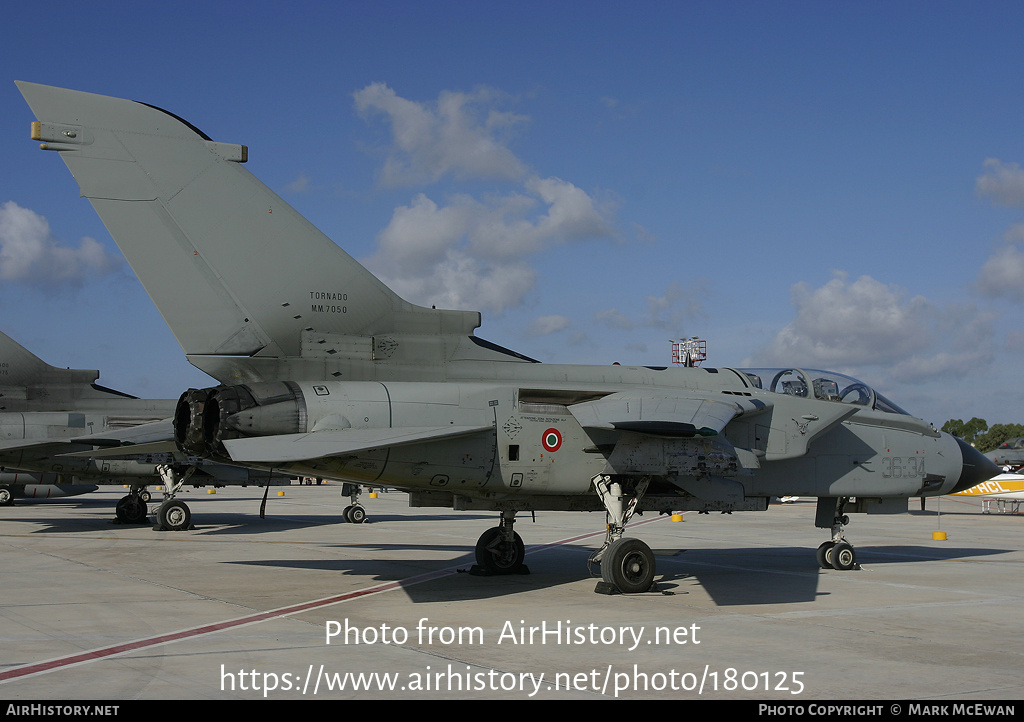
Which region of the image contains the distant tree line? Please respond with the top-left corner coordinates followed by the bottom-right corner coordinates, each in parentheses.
top-left (941, 418), bottom-right (1024, 452)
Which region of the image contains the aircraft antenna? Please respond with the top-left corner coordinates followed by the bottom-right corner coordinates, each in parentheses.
top-left (670, 338), bottom-right (706, 367)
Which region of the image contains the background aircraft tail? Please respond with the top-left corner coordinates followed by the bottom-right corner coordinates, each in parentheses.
top-left (16, 82), bottom-right (502, 381)
top-left (0, 329), bottom-right (138, 411)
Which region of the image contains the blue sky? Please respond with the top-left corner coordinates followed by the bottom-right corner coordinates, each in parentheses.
top-left (2, 1), bottom-right (1024, 428)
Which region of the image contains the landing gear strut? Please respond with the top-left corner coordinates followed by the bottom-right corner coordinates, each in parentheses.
top-left (473, 510), bottom-right (527, 575)
top-left (815, 496), bottom-right (858, 570)
top-left (153, 465), bottom-right (197, 531)
top-left (341, 483), bottom-right (367, 523)
top-left (590, 475), bottom-right (656, 594)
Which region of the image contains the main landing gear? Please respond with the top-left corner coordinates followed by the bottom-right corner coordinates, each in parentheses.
top-left (473, 510), bottom-right (527, 575)
top-left (816, 497), bottom-right (859, 571)
top-left (114, 488), bottom-right (150, 524)
top-left (152, 465), bottom-right (197, 531)
top-left (341, 483), bottom-right (368, 524)
top-left (590, 475), bottom-right (656, 594)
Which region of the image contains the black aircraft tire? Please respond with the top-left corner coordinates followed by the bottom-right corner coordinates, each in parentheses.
top-left (348, 506), bottom-right (366, 524)
top-left (157, 499), bottom-right (192, 531)
top-left (831, 541), bottom-right (857, 570)
top-left (116, 495), bottom-right (148, 524)
top-left (474, 527), bottom-right (525, 574)
top-left (816, 541), bottom-right (835, 569)
top-left (601, 538), bottom-right (656, 594)
top-left (0, 485), bottom-right (12, 506)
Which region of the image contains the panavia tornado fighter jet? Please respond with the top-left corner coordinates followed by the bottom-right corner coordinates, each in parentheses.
top-left (0, 326), bottom-right (174, 516)
top-left (0, 327), bottom-right (289, 526)
top-left (985, 437), bottom-right (1024, 470)
top-left (17, 81), bottom-right (999, 593)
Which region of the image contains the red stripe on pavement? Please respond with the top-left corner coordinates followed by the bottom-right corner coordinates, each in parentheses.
top-left (1, 518), bottom-right (664, 683)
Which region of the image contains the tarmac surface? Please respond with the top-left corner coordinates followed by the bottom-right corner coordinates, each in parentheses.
top-left (0, 482), bottom-right (1021, 701)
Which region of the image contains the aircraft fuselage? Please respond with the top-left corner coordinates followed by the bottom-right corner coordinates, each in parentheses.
top-left (176, 365), bottom-right (973, 514)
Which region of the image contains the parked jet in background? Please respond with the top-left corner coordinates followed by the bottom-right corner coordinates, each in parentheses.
top-left (18, 81), bottom-right (1000, 593)
top-left (0, 327), bottom-right (172, 519)
top-left (0, 328), bottom-right (287, 527)
top-left (984, 438), bottom-right (1024, 470)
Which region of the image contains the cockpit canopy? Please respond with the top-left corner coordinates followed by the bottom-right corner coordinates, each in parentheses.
top-left (738, 368), bottom-right (910, 416)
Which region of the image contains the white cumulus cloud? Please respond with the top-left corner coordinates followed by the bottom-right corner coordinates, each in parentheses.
top-left (976, 158), bottom-right (1024, 208)
top-left (355, 84), bottom-right (618, 316)
top-left (595, 281), bottom-right (706, 332)
top-left (973, 159), bottom-right (1024, 302)
top-left (353, 82), bottom-right (529, 186)
top-left (747, 271), bottom-right (994, 383)
top-left (975, 243), bottom-right (1024, 302)
top-left (528, 315), bottom-right (571, 337)
top-left (0, 201), bottom-right (121, 284)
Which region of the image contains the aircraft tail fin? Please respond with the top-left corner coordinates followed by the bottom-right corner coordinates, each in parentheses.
top-left (16, 82), bottom-right (487, 371)
top-left (0, 329), bottom-right (137, 410)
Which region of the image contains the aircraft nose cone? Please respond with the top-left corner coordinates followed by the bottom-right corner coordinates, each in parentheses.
top-left (951, 437), bottom-right (1001, 493)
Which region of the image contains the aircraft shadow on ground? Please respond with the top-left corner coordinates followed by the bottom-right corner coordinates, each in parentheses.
top-left (219, 542), bottom-right (1015, 605)
top-left (222, 545), bottom-right (587, 602)
top-left (188, 510), bottom-right (497, 536)
top-left (13, 503), bottom-right (1016, 605)
top-left (14, 508), bottom-right (494, 534)
top-left (658, 544), bottom-right (1013, 606)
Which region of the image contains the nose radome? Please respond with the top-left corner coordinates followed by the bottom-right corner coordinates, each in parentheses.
top-left (951, 437), bottom-right (1002, 493)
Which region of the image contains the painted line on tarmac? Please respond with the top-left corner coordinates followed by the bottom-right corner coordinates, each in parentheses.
top-left (0, 516), bottom-right (664, 683)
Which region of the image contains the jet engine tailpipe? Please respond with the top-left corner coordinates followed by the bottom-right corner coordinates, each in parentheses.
top-left (174, 381), bottom-right (307, 461)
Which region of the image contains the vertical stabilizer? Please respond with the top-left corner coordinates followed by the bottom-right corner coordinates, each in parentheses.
top-left (16, 82), bottom-right (482, 363)
top-left (0, 329), bottom-right (138, 410)
top-left (0, 329), bottom-right (98, 388)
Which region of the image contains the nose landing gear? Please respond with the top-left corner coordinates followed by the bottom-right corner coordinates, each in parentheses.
top-left (816, 497), bottom-right (859, 571)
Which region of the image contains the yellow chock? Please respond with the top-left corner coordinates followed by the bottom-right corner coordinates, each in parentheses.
top-left (208, 489), bottom-right (216, 495)
top-left (277, 491), bottom-right (286, 497)
top-left (932, 531), bottom-right (947, 541)
top-left (369, 492), bottom-right (378, 498)
top-left (671, 513), bottom-right (684, 522)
